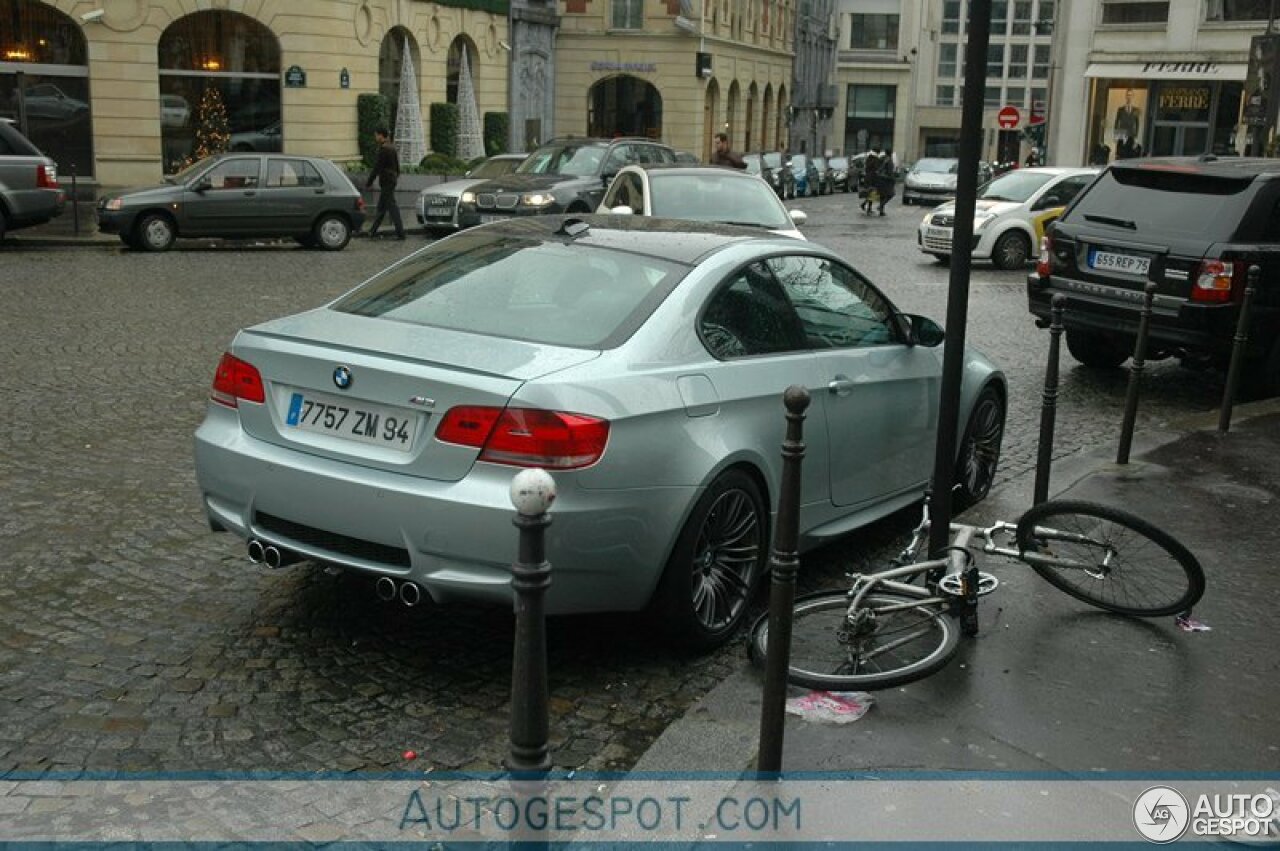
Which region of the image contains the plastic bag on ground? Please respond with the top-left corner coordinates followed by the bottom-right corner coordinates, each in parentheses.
top-left (785, 690), bottom-right (874, 724)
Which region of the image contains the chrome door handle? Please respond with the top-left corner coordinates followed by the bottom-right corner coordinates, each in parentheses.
top-left (828, 376), bottom-right (855, 396)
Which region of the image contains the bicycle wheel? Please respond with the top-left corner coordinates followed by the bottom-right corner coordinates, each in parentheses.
top-left (1015, 500), bottom-right (1205, 617)
top-left (748, 590), bottom-right (962, 690)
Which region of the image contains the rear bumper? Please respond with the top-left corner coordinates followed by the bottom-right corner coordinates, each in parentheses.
top-left (1026, 274), bottom-right (1277, 358)
top-left (193, 405), bottom-right (691, 615)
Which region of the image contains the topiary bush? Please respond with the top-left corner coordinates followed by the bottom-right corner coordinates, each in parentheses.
top-left (357, 93), bottom-right (391, 168)
top-left (430, 103), bottom-right (460, 159)
top-left (483, 112), bottom-right (509, 156)
top-left (418, 152), bottom-right (471, 175)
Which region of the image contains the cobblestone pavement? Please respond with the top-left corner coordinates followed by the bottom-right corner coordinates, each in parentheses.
top-left (0, 201), bottom-right (1225, 776)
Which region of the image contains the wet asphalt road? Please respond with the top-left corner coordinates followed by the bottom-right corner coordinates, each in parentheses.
top-left (0, 196), bottom-right (1226, 774)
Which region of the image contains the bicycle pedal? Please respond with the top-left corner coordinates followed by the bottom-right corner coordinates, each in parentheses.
top-left (938, 571), bottom-right (999, 597)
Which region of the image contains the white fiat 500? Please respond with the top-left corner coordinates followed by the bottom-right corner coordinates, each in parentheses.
top-left (917, 167), bottom-right (1099, 269)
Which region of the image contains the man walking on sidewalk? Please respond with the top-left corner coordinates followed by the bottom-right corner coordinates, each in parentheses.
top-left (364, 128), bottom-right (405, 239)
top-left (710, 132), bottom-right (747, 169)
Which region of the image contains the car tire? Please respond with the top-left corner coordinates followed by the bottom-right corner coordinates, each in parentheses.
top-left (992, 231), bottom-right (1032, 270)
top-left (1065, 329), bottom-right (1130, 369)
top-left (651, 468), bottom-right (768, 652)
top-left (313, 214), bottom-right (351, 251)
top-left (955, 385), bottom-right (1005, 510)
top-left (0, 206), bottom-right (7, 242)
top-left (135, 213), bottom-right (176, 252)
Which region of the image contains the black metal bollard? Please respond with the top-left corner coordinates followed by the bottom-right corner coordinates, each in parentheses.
top-left (1033, 294), bottom-right (1068, 505)
top-left (506, 468), bottom-right (555, 776)
top-left (757, 385), bottom-right (810, 775)
top-left (1116, 281), bottom-right (1158, 465)
top-left (1218, 264), bottom-right (1260, 433)
top-left (70, 163), bottom-right (80, 237)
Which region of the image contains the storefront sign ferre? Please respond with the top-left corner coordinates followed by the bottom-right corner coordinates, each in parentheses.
top-left (1159, 86), bottom-right (1211, 111)
top-left (590, 61), bottom-right (657, 73)
top-left (1141, 61), bottom-right (1222, 75)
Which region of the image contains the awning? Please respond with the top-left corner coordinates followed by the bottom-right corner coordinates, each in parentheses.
top-left (1084, 61), bottom-right (1247, 81)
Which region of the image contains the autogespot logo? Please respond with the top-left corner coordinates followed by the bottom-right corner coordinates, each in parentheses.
top-left (1134, 786), bottom-right (1190, 843)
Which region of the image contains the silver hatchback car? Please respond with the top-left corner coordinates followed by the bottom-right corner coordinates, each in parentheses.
top-left (194, 216), bottom-right (1006, 648)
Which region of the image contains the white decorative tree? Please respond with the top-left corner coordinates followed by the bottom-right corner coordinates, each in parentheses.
top-left (456, 47), bottom-right (485, 161)
top-left (394, 36), bottom-right (426, 167)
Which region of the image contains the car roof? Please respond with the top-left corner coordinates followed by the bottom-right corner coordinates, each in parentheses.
top-left (541, 136), bottom-right (669, 147)
top-left (1017, 167), bottom-right (1100, 176)
top-left (621, 163), bottom-right (754, 177)
top-left (1110, 156), bottom-right (1280, 180)
top-left (475, 213), bottom-right (784, 264)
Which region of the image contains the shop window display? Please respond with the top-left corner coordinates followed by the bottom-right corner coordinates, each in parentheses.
top-left (159, 11), bottom-right (280, 174)
top-left (0, 0), bottom-right (93, 175)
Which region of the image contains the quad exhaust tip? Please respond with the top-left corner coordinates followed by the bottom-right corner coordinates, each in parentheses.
top-left (248, 539), bottom-right (300, 569)
top-left (373, 576), bottom-right (423, 606)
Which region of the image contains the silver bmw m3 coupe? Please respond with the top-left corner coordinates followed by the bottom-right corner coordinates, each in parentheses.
top-left (194, 215), bottom-right (1006, 648)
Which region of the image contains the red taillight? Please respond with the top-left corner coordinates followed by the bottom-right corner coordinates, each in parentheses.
top-left (1192, 259), bottom-right (1239, 304)
top-left (36, 164), bottom-right (58, 189)
top-left (355, 196), bottom-right (366, 212)
top-left (210, 353), bottom-right (266, 408)
top-left (1036, 234), bottom-right (1053, 278)
top-left (436, 406), bottom-right (610, 470)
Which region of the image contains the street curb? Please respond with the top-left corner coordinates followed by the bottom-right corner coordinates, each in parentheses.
top-left (632, 395), bottom-right (1280, 773)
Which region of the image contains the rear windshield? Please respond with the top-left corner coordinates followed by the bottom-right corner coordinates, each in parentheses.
top-left (1067, 167), bottom-right (1255, 240)
top-left (331, 231), bottom-right (687, 349)
top-left (649, 171), bottom-right (790, 229)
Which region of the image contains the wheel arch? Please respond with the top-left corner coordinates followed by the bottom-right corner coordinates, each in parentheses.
top-left (642, 455), bottom-right (773, 606)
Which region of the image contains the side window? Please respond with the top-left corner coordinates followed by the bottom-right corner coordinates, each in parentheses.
top-left (204, 159), bottom-right (261, 190)
top-left (699, 263), bottom-right (808, 358)
top-left (766, 255), bottom-right (897, 349)
top-left (266, 159), bottom-right (323, 188)
top-left (603, 144), bottom-right (634, 174)
top-left (609, 172), bottom-right (644, 210)
top-left (0, 134), bottom-right (12, 155)
top-left (1264, 197), bottom-right (1280, 242)
top-left (1054, 175), bottom-right (1092, 205)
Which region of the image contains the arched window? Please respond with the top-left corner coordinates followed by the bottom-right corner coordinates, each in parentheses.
top-left (158, 11), bottom-right (280, 172)
top-left (0, 0), bottom-right (93, 174)
top-left (447, 36), bottom-right (479, 105)
top-left (379, 27), bottom-right (420, 133)
top-left (762, 84), bottom-right (774, 150)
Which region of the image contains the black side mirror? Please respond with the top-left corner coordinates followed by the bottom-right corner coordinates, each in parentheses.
top-left (1033, 194), bottom-right (1062, 211)
top-left (905, 314), bottom-right (945, 347)
top-left (191, 177), bottom-right (212, 192)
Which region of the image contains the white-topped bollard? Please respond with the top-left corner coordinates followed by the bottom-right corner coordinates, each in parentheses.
top-left (507, 468), bottom-right (555, 776)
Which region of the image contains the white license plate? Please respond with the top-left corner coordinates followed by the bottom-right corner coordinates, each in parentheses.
top-left (284, 390), bottom-right (418, 452)
top-left (1090, 249), bottom-right (1150, 276)
top-left (927, 226), bottom-right (952, 240)
top-left (429, 204), bottom-right (453, 213)
top-left (479, 214), bottom-right (509, 224)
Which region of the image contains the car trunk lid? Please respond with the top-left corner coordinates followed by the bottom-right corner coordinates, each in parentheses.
top-left (228, 308), bottom-right (600, 481)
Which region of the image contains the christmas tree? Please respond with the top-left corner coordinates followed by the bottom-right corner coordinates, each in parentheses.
top-left (193, 85), bottom-right (230, 161)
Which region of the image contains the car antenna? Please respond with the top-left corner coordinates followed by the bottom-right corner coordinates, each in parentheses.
top-left (557, 218), bottom-right (590, 237)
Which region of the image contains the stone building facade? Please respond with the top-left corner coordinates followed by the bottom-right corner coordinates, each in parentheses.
top-left (553, 0), bottom-right (796, 160)
top-left (1, 0), bottom-right (510, 187)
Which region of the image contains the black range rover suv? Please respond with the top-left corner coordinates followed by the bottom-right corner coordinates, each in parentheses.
top-left (455, 137), bottom-right (675, 227)
top-left (1028, 156), bottom-right (1280, 395)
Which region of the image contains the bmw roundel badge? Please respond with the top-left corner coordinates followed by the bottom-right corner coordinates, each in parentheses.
top-left (333, 366), bottom-right (353, 389)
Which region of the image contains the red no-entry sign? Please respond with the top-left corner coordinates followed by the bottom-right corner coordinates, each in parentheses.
top-left (997, 105), bottom-right (1021, 129)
